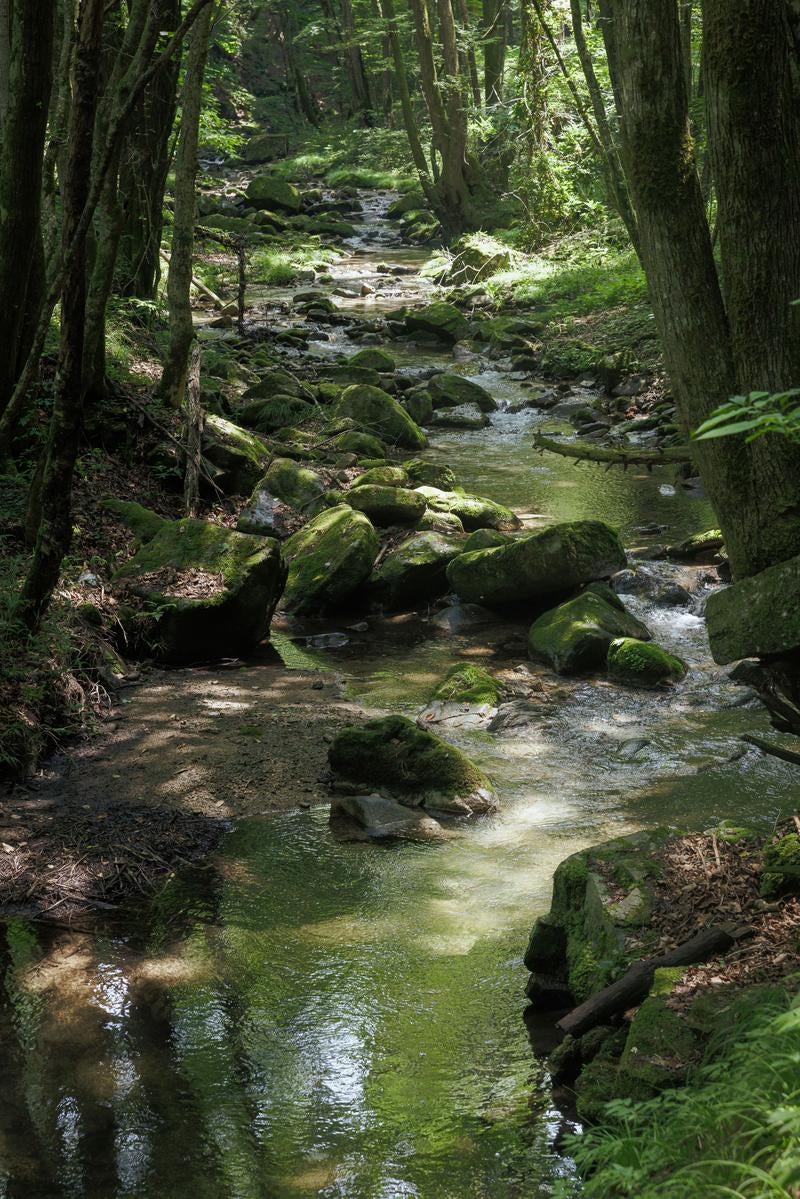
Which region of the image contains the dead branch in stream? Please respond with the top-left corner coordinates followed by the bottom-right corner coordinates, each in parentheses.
top-left (533, 432), bottom-right (693, 468)
top-left (741, 734), bottom-right (800, 767)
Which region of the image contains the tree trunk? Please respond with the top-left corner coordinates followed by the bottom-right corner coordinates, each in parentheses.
top-left (455, 0), bottom-right (482, 107)
top-left (0, 0), bottom-right (11, 125)
top-left (377, 0), bottom-right (437, 203)
top-left (483, 0), bottom-right (506, 103)
top-left (0, 0), bottom-right (56, 415)
top-left (340, 0), bottom-right (373, 114)
top-left (20, 0), bottom-right (105, 633)
top-left (160, 1), bottom-right (214, 407)
top-left (436, 0), bottom-right (474, 231)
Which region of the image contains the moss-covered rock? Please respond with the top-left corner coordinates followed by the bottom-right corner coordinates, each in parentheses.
top-left (245, 175), bottom-right (302, 213)
top-left (462, 528), bottom-right (510, 553)
top-left (529, 589), bottom-right (651, 675)
top-left (401, 387), bottom-right (434, 426)
top-left (112, 513), bottom-right (285, 662)
top-left (429, 403), bottom-right (491, 430)
top-left (370, 531), bottom-right (463, 607)
top-left (607, 637), bottom-right (687, 687)
top-left (618, 970), bottom-right (701, 1095)
top-left (666, 528), bottom-right (724, 561)
top-left (404, 459), bottom-right (457, 490)
top-left (351, 465), bottom-right (409, 488)
top-left (416, 508), bottom-right (465, 535)
top-left (104, 499), bottom-right (166, 543)
top-left (238, 395), bottom-right (316, 434)
top-left (241, 370), bottom-right (315, 403)
top-left (428, 373), bottom-right (497, 412)
top-left (349, 347), bottom-right (396, 372)
top-left (760, 833), bottom-right (800, 897)
top-left (443, 233), bottom-right (512, 283)
top-left (330, 429), bottom-right (387, 458)
top-left (448, 520), bottom-right (626, 606)
top-left (388, 190), bottom-right (424, 218)
top-left (432, 663), bottom-right (501, 706)
top-left (202, 414), bottom-right (270, 495)
top-left (316, 363), bottom-right (382, 388)
top-left (282, 505), bottom-right (379, 613)
top-left (334, 384), bottom-right (428, 450)
top-left (706, 552), bottom-right (800, 663)
top-left (405, 302), bottom-right (470, 343)
top-left (415, 486), bottom-right (520, 532)
top-left (346, 484), bottom-right (427, 526)
top-left (524, 829), bottom-right (672, 1004)
top-left (261, 457), bottom-right (326, 514)
top-left (329, 714), bottom-right (496, 815)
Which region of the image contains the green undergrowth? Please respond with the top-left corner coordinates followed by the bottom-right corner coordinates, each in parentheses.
top-left (266, 124), bottom-right (417, 190)
top-left (559, 984), bottom-right (800, 1199)
top-left (249, 237), bottom-right (340, 286)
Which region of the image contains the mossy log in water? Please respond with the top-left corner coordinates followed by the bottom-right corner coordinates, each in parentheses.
top-left (533, 432), bottom-right (693, 466)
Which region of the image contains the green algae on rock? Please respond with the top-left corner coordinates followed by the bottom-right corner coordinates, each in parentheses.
top-left (370, 532), bottom-right (464, 607)
top-left (329, 714), bottom-right (496, 815)
top-left (607, 637), bottom-right (687, 687)
top-left (529, 588), bottom-right (650, 675)
top-left (334, 384), bottom-right (428, 449)
top-left (261, 457), bottom-right (327, 514)
top-left (415, 486), bottom-right (520, 532)
top-left (432, 663), bottom-right (502, 706)
top-left (351, 465), bottom-right (409, 488)
top-left (346, 484), bottom-right (427, 526)
top-left (282, 504), bottom-right (379, 613)
top-left (447, 520), bottom-right (626, 606)
top-left (110, 506), bottom-right (286, 662)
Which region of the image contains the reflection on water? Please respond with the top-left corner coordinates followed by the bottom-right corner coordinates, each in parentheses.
top-left (1, 197), bottom-right (796, 1199)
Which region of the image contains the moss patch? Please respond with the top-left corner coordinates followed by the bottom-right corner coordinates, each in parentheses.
top-left (432, 663), bottom-right (502, 706)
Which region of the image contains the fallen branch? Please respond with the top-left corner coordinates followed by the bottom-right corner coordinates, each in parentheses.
top-left (159, 247), bottom-right (229, 311)
top-left (556, 924), bottom-right (738, 1038)
top-left (741, 734), bottom-right (800, 768)
top-left (533, 432), bottom-right (693, 467)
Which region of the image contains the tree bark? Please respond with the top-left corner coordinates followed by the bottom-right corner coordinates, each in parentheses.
top-left (377, 0), bottom-right (438, 204)
top-left (483, 0), bottom-right (507, 103)
top-left (160, 0), bottom-right (214, 407)
top-left (19, 0), bottom-right (105, 633)
top-left (0, 0), bottom-right (56, 415)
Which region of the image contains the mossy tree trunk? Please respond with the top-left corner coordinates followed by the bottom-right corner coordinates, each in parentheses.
top-left (160, 0), bottom-right (214, 408)
top-left (599, 0), bottom-right (800, 580)
top-left (0, 0), bottom-right (56, 416)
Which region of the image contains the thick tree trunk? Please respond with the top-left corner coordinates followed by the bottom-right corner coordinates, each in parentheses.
top-left (599, 0), bottom-right (800, 580)
top-left (436, 0), bottom-right (474, 231)
top-left (340, 0), bottom-right (373, 114)
top-left (0, 1), bottom-right (56, 415)
top-left (160, 1), bottom-right (214, 407)
top-left (0, 0), bottom-right (11, 125)
top-left (20, 0), bottom-right (105, 633)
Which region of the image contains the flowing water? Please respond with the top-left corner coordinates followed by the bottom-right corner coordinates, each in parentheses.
top-left (2, 195), bottom-right (799, 1199)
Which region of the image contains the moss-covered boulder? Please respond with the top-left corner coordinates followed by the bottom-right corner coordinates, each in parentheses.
top-left (607, 637), bottom-right (687, 687)
top-left (429, 373), bottom-right (497, 412)
top-left (334, 384), bottom-right (428, 450)
top-left (261, 457), bottom-right (326, 514)
top-left (388, 190), bottom-right (424, 218)
top-left (415, 486), bottom-right (520, 532)
top-left (760, 833), bottom-right (800, 897)
top-left (432, 663), bottom-right (501, 706)
top-left (351, 465), bottom-right (409, 488)
top-left (241, 132), bottom-right (288, 164)
top-left (349, 347), bottom-right (396, 372)
top-left (706, 552), bottom-right (800, 663)
top-left (282, 505), bottom-right (379, 613)
top-left (330, 429), bottom-right (387, 458)
top-left (462, 528), bottom-right (510, 553)
top-left (529, 588), bottom-right (650, 675)
top-left (444, 233), bottom-right (512, 283)
top-left (237, 487), bottom-right (297, 539)
top-left (245, 175), bottom-right (302, 213)
top-left (329, 714), bottom-right (496, 815)
top-left (666, 528), bottom-right (724, 561)
top-left (405, 302), bottom-right (470, 343)
top-left (416, 509), bottom-right (465, 535)
top-left (447, 520), bottom-right (626, 607)
top-left (524, 828), bottom-right (672, 1006)
top-left (617, 970), bottom-right (702, 1095)
top-left (404, 458), bottom-right (457, 490)
top-left (429, 403), bottom-right (490, 430)
top-left (316, 363), bottom-right (381, 388)
top-left (202, 414), bottom-right (270, 494)
top-left (370, 531), bottom-right (463, 607)
top-left (346, 484), bottom-right (427, 526)
top-left (110, 506), bottom-right (285, 662)
top-left (241, 369), bottom-right (315, 402)
top-left (239, 395), bottom-right (316, 434)
top-left (401, 388), bottom-right (434, 427)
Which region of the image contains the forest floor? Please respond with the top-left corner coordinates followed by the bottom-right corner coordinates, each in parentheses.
top-left (0, 658), bottom-right (361, 919)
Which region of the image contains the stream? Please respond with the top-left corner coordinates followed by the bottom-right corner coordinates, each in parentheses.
top-left (2, 193), bottom-right (800, 1199)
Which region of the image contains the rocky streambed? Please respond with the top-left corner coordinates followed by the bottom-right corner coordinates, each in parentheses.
top-left (1, 185), bottom-right (798, 1198)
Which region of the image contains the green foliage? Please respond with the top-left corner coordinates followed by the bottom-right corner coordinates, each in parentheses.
top-left (693, 389), bottom-right (800, 444)
top-left (561, 988), bottom-right (800, 1199)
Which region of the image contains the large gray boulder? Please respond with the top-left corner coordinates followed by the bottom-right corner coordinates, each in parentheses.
top-left (447, 520), bottom-right (626, 607)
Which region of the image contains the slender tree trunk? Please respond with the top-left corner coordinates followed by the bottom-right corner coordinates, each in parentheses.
top-left (0, 0), bottom-right (56, 415)
top-left (483, 0), bottom-right (507, 103)
top-left (0, 0), bottom-right (10, 124)
top-left (19, 0), bottom-right (105, 633)
top-left (455, 0), bottom-right (482, 107)
top-left (160, 1), bottom-right (214, 407)
top-left (340, 0), bottom-right (373, 114)
top-left (437, 0), bottom-right (473, 230)
top-left (377, 0), bottom-right (437, 204)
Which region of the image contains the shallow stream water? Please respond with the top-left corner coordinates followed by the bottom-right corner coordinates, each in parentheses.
top-left (2, 194), bottom-right (799, 1199)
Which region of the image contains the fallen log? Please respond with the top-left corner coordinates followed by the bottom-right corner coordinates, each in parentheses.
top-left (741, 733), bottom-right (800, 767)
top-left (533, 432), bottom-right (693, 467)
top-left (556, 924), bottom-right (737, 1038)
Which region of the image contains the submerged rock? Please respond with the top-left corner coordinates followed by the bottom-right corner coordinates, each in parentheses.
top-left (404, 302), bottom-right (470, 343)
top-left (447, 520), bottom-right (626, 607)
top-left (282, 505), bottom-right (379, 614)
top-left (331, 793), bottom-right (444, 840)
top-left (607, 637), bottom-right (687, 687)
top-left (329, 715), bottom-right (496, 815)
top-left (334, 384), bottom-right (428, 450)
top-left (428, 373), bottom-right (497, 412)
top-left (109, 505), bottom-right (285, 662)
top-left (528, 587), bottom-right (650, 675)
top-left (415, 486), bottom-right (520, 532)
top-left (370, 531), bottom-right (463, 607)
top-left (346, 484), bottom-right (427, 526)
